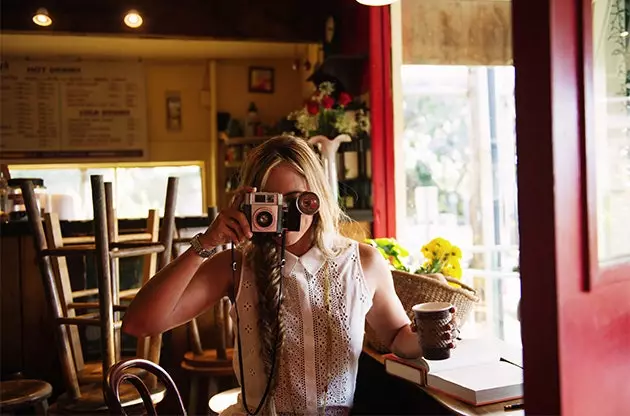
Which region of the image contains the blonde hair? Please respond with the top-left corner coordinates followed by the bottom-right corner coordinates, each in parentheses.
top-left (239, 134), bottom-right (346, 256)
top-left (237, 135), bottom-right (345, 411)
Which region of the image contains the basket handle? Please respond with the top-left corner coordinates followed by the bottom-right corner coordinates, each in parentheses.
top-left (444, 275), bottom-right (476, 294)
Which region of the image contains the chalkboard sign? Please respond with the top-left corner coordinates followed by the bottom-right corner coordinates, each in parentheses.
top-left (0, 59), bottom-right (148, 161)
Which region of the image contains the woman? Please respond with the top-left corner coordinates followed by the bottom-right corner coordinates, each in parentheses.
top-left (123, 135), bottom-right (455, 415)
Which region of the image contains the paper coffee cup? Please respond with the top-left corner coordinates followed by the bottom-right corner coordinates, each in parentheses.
top-left (412, 302), bottom-right (453, 360)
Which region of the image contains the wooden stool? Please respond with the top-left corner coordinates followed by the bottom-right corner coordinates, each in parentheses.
top-left (181, 347), bottom-right (235, 416)
top-left (0, 379), bottom-right (52, 415)
top-left (208, 387), bottom-right (239, 415)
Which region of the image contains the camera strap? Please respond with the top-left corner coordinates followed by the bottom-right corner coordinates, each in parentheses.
top-left (232, 231), bottom-right (287, 415)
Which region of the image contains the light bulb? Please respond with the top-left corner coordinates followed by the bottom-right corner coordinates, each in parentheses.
top-left (355, 0), bottom-right (400, 6)
top-left (32, 8), bottom-right (52, 27)
top-left (124, 10), bottom-right (143, 28)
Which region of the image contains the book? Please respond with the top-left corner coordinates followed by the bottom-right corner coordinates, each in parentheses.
top-left (384, 338), bottom-right (523, 406)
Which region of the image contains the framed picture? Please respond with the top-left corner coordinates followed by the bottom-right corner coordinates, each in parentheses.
top-left (165, 91), bottom-right (182, 131)
top-left (248, 66), bottom-right (274, 94)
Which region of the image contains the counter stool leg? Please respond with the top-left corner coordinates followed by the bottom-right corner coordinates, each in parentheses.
top-left (35, 400), bottom-right (49, 416)
top-left (188, 374), bottom-right (199, 415)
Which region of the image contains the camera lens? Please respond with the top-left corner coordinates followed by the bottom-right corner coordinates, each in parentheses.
top-left (297, 192), bottom-right (320, 215)
top-left (255, 210), bottom-right (273, 228)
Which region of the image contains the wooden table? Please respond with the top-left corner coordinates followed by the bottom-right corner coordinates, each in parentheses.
top-left (362, 345), bottom-right (525, 416)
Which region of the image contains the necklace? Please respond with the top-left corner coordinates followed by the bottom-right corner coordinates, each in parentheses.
top-left (320, 260), bottom-right (333, 415)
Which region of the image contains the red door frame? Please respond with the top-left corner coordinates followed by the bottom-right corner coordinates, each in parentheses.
top-left (514, 0), bottom-right (630, 414)
top-left (368, 5), bottom-right (396, 238)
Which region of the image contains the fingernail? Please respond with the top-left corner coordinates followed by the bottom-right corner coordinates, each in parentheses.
top-left (248, 232), bottom-right (253, 238)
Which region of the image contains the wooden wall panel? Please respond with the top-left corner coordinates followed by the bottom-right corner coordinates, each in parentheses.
top-left (0, 236), bottom-right (22, 376)
top-left (401, 0), bottom-right (512, 65)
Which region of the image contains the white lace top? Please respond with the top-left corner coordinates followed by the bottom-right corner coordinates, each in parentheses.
top-left (223, 236), bottom-right (373, 415)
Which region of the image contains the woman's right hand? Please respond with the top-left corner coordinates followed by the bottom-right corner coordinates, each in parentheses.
top-left (200, 186), bottom-right (255, 248)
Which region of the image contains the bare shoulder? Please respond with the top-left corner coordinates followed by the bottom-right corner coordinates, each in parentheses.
top-left (358, 242), bottom-right (383, 270)
top-left (358, 242), bottom-right (391, 291)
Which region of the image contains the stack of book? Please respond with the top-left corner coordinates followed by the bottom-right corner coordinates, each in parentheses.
top-left (383, 338), bottom-right (523, 406)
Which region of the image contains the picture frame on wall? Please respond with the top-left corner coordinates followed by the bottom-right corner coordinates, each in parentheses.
top-left (248, 66), bottom-right (274, 94)
top-left (165, 91), bottom-right (182, 131)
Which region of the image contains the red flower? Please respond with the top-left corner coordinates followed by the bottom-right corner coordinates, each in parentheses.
top-left (321, 96), bottom-right (335, 109)
top-left (338, 92), bottom-right (352, 106)
top-left (306, 100), bottom-right (319, 115)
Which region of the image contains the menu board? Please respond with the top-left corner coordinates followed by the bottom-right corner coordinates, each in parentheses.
top-left (0, 59), bottom-right (148, 160)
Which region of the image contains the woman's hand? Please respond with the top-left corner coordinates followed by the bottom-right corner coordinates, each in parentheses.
top-left (201, 186), bottom-right (255, 247)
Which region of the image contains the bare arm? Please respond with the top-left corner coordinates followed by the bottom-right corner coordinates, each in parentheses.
top-left (122, 248), bottom-right (238, 337)
top-left (123, 187), bottom-right (254, 337)
top-left (360, 243), bottom-right (422, 359)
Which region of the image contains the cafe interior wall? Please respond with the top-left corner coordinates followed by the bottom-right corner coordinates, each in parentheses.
top-left (1, 33), bottom-right (318, 208)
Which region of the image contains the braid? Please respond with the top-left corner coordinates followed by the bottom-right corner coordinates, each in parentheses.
top-left (247, 236), bottom-right (286, 411)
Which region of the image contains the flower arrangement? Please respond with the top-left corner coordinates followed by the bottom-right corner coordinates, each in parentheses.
top-left (287, 81), bottom-right (370, 139)
top-left (416, 237), bottom-right (463, 279)
top-left (366, 236), bottom-right (464, 283)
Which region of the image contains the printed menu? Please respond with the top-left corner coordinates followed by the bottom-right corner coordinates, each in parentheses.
top-left (0, 59), bottom-right (147, 160)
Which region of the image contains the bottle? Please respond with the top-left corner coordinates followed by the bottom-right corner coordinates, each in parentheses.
top-left (244, 102), bottom-right (259, 137)
top-left (0, 171), bottom-right (8, 221)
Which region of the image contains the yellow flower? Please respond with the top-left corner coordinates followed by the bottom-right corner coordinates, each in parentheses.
top-left (442, 262), bottom-right (463, 279)
top-left (450, 245), bottom-right (462, 259)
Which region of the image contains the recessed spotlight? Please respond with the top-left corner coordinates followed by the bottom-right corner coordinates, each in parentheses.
top-left (124, 10), bottom-right (143, 28)
top-left (355, 0), bottom-right (400, 5)
top-left (32, 8), bottom-right (52, 27)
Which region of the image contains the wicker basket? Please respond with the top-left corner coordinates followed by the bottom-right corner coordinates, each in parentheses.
top-left (365, 270), bottom-right (480, 353)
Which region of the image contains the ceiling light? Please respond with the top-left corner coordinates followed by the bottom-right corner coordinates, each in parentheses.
top-left (355, 0), bottom-right (400, 6)
top-left (621, 31), bottom-right (629, 38)
top-left (124, 10), bottom-right (143, 28)
top-left (32, 8), bottom-right (52, 27)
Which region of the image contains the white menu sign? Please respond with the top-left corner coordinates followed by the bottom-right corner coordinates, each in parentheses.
top-left (0, 59), bottom-right (147, 160)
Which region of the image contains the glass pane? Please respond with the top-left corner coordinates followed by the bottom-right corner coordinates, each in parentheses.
top-left (115, 165), bottom-right (203, 219)
top-left (398, 65), bottom-right (520, 344)
top-left (592, 0), bottom-right (630, 262)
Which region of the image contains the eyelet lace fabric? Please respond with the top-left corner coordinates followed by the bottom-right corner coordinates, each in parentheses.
top-left (228, 238), bottom-right (373, 415)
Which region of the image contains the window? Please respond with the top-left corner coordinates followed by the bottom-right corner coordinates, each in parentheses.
top-left (9, 162), bottom-right (204, 220)
top-left (396, 65), bottom-right (521, 345)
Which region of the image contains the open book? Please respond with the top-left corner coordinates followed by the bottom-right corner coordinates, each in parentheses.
top-left (384, 338), bottom-right (523, 406)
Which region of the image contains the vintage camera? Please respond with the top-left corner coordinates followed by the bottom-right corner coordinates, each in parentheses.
top-left (241, 191), bottom-right (320, 234)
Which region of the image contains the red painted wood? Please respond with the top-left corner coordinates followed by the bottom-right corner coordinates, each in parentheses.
top-left (381, 8), bottom-right (397, 237)
top-left (367, 5), bottom-right (396, 238)
top-left (514, 0), bottom-right (630, 414)
top-left (512, 0), bottom-right (562, 412)
top-left (368, 6), bottom-right (387, 237)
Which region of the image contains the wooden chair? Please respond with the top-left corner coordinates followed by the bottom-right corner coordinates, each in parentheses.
top-left (20, 176), bottom-right (177, 413)
top-left (172, 207), bottom-right (237, 415)
top-left (42, 209), bottom-right (161, 384)
top-left (0, 379), bottom-right (52, 415)
top-left (104, 358), bottom-right (187, 416)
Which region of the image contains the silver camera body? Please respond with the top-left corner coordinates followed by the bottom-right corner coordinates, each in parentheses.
top-left (242, 192), bottom-right (284, 234)
top-left (241, 191), bottom-right (320, 234)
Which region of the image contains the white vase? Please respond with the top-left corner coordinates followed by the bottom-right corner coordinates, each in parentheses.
top-left (308, 134), bottom-right (352, 201)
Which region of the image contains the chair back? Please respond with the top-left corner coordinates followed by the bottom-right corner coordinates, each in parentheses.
top-left (104, 358), bottom-right (186, 416)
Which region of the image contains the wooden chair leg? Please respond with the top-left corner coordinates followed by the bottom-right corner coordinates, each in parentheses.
top-left (35, 399), bottom-right (49, 415)
top-left (188, 375), bottom-right (199, 416)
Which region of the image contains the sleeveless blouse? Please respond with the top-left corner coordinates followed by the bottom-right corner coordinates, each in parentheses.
top-left (222, 236), bottom-right (373, 415)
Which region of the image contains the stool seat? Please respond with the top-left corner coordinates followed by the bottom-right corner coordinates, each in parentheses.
top-left (209, 387), bottom-right (240, 414)
top-left (77, 361), bottom-right (147, 384)
top-left (52, 379), bottom-right (166, 413)
top-left (183, 348), bottom-right (234, 368)
top-left (0, 379), bottom-right (52, 411)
